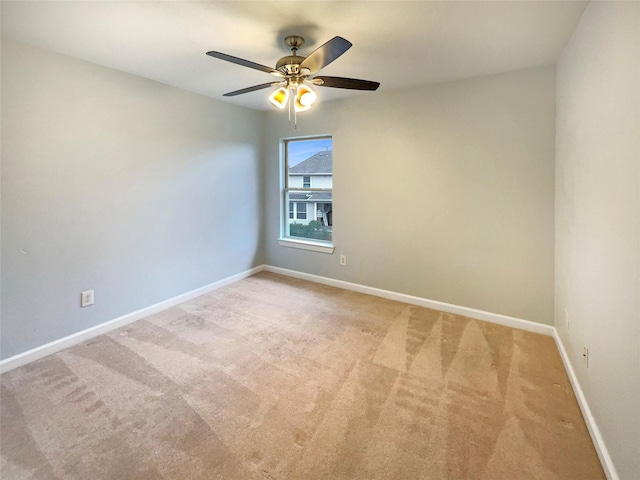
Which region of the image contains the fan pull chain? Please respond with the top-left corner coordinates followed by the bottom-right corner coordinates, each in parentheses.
top-left (287, 86), bottom-right (298, 129)
top-left (293, 85), bottom-right (298, 129)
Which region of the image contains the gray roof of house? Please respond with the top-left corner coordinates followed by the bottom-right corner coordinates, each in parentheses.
top-left (289, 151), bottom-right (332, 174)
top-left (290, 192), bottom-right (332, 202)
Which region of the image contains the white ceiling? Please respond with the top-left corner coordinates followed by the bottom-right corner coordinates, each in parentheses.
top-left (1, 1), bottom-right (588, 111)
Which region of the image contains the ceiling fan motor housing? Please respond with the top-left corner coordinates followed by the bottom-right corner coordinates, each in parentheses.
top-left (277, 36), bottom-right (309, 76)
top-left (276, 55), bottom-right (308, 75)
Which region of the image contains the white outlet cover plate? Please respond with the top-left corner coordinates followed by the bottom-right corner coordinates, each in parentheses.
top-left (81, 290), bottom-right (94, 307)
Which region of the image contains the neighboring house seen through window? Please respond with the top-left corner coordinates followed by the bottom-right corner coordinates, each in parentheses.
top-left (280, 136), bottom-right (333, 249)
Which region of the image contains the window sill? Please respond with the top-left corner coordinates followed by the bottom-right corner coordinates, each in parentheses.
top-left (277, 238), bottom-right (335, 254)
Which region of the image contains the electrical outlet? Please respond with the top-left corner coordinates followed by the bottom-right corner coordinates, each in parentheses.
top-left (81, 290), bottom-right (94, 307)
top-left (339, 255), bottom-right (347, 266)
top-left (564, 309), bottom-right (569, 329)
top-left (582, 346), bottom-right (589, 368)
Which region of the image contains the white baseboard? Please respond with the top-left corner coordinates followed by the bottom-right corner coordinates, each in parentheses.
top-left (0, 264), bottom-right (552, 374)
top-left (262, 265), bottom-right (554, 336)
top-left (0, 265), bottom-right (264, 374)
top-left (264, 265), bottom-right (614, 477)
top-left (1, 263), bottom-right (613, 478)
top-left (552, 331), bottom-right (619, 480)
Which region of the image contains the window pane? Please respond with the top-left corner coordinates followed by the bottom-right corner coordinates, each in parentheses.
top-left (285, 190), bottom-right (332, 242)
top-left (287, 139), bottom-right (332, 189)
top-left (288, 202), bottom-right (294, 219)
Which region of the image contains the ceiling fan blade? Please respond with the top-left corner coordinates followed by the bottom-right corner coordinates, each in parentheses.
top-left (299, 36), bottom-right (352, 74)
top-left (223, 82), bottom-right (281, 97)
top-left (206, 51), bottom-right (283, 77)
top-left (313, 76), bottom-right (380, 91)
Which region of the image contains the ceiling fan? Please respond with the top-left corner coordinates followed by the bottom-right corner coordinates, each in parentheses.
top-left (206, 35), bottom-right (380, 116)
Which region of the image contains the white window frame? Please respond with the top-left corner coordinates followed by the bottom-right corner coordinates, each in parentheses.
top-left (278, 135), bottom-right (334, 254)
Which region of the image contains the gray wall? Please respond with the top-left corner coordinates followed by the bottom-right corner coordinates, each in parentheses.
top-left (2, 13), bottom-right (637, 477)
top-left (555, 2), bottom-right (639, 478)
top-left (263, 66), bottom-right (556, 325)
top-left (1, 40), bottom-right (263, 359)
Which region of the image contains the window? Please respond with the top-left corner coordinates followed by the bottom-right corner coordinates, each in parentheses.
top-left (279, 136), bottom-right (333, 253)
top-left (289, 201), bottom-right (309, 221)
top-left (296, 202), bottom-right (307, 220)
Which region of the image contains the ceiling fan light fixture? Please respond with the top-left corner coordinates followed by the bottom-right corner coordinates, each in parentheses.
top-left (294, 97), bottom-right (311, 112)
top-left (268, 86), bottom-right (289, 109)
top-left (297, 84), bottom-right (317, 107)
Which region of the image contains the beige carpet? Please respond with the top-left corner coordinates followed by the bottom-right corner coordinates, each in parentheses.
top-left (1, 272), bottom-right (604, 479)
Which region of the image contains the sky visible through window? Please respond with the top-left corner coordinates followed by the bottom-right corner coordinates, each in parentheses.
top-left (288, 138), bottom-right (332, 167)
